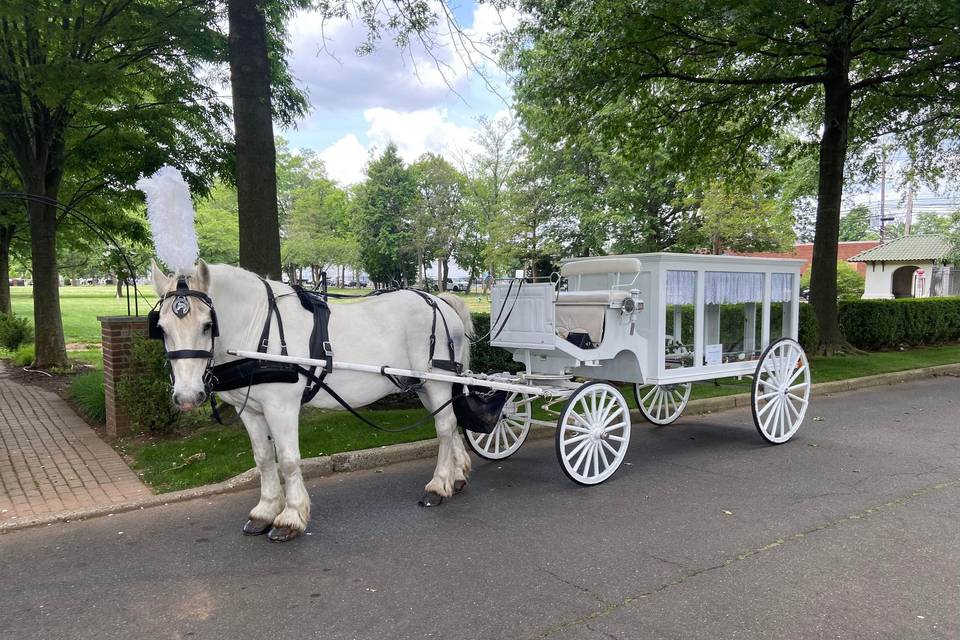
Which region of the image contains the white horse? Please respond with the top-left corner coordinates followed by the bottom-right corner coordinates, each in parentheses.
top-left (151, 260), bottom-right (474, 542)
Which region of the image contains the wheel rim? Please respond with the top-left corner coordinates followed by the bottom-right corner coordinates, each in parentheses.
top-left (752, 339), bottom-right (810, 444)
top-left (634, 382), bottom-right (692, 425)
top-left (466, 392), bottom-right (531, 460)
top-left (557, 383), bottom-right (631, 485)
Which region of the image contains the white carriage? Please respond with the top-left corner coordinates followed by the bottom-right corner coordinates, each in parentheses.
top-left (464, 253), bottom-right (811, 485)
top-left (232, 253), bottom-right (809, 489)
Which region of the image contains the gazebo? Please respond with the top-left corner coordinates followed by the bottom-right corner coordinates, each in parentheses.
top-left (848, 235), bottom-right (956, 299)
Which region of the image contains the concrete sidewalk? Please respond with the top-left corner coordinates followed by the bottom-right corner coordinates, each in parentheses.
top-left (0, 365), bottom-right (148, 527)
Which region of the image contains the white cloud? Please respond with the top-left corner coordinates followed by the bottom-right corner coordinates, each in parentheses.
top-left (317, 107), bottom-right (486, 185)
top-left (319, 134), bottom-right (369, 185)
top-left (286, 2), bottom-right (517, 112)
top-left (364, 107), bottom-right (480, 162)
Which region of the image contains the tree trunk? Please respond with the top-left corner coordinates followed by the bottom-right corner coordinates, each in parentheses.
top-left (115, 275), bottom-right (123, 299)
top-left (810, 40), bottom-right (853, 354)
top-left (439, 258), bottom-right (449, 291)
top-left (229, 0), bottom-right (282, 279)
top-left (26, 173), bottom-right (68, 367)
top-left (0, 227), bottom-right (12, 315)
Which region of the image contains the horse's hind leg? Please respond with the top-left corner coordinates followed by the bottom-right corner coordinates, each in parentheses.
top-left (263, 403), bottom-right (311, 541)
top-left (238, 410), bottom-right (283, 535)
top-left (419, 384), bottom-right (470, 507)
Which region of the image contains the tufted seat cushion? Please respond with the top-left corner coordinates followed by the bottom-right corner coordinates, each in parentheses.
top-left (555, 290), bottom-right (630, 344)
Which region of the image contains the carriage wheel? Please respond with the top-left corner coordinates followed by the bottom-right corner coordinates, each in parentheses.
top-left (556, 381), bottom-right (631, 486)
top-left (751, 338), bottom-right (811, 444)
top-left (465, 393), bottom-right (532, 460)
top-left (633, 382), bottom-right (692, 425)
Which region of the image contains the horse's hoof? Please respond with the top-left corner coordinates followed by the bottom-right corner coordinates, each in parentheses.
top-left (242, 518), bottom-right (273, 536)
top-left (267, 526), bottom-right (301, 542)
top-left (453, 480), bottom-right (467, 494)
top-left (418, 491), bottom-right (444, 507)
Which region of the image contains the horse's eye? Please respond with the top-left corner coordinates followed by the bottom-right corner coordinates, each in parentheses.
top-left (203, 323), bottom-right (213, 333)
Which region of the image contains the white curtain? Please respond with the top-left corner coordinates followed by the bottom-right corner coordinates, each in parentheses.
top-left (705, 271), bottom-right (764, 304)
top-left (666, 270), bottom-right (696, 305)
top-left (771, 273), bottom-right (794, 302)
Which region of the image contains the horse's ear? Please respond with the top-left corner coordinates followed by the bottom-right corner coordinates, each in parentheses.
top-left (151, 259), bottom-right (171, 296)
top-left (194, 259), bottom-right (210, 292)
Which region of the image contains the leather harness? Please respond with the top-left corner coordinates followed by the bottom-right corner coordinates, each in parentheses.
top-left (150, 278), bottom-right (461, 416)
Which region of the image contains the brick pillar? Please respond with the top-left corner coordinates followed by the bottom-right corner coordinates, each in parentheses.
top-left (99, 316), bottom-right (149, 437)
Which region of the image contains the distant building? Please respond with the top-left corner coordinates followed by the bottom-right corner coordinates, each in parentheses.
top-left (730, 241), bottom-right (880, 276)
top-left (848, 235), bottom-right (957, 299)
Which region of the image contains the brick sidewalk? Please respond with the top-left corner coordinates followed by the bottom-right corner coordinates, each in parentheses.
top-left (0, 366), bottom-right (148, 527)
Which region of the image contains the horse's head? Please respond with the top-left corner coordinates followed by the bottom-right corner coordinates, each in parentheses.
top-left (150, 259), bottom-right (218, 410)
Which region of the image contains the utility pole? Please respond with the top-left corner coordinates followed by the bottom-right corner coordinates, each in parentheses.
top-left (904, 182), bottom-right (914, 236)
top-left (878, 148), bottom-right (895, 243)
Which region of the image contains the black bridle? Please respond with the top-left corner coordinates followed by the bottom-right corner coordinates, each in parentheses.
top-left (148, 276), bottom-right (220, 395)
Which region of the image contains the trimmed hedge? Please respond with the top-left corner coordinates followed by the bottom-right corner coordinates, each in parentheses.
top-left (839, 297), bottom-right (960, 349)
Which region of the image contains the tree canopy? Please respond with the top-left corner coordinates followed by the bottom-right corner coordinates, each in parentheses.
top-left (509, 0), bottom-right (960, 352)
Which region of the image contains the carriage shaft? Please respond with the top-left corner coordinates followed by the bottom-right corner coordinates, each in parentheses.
top-left (225, 349), bottom-right (549, 396)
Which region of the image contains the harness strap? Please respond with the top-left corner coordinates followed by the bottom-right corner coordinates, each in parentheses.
top-left (297, 365), bottom-right (460, 433)
top-left (408, 289), bottom-right (462, 374)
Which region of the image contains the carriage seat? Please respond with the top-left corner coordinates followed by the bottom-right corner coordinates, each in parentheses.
top-left (555, 290), bottom-right (631, 346)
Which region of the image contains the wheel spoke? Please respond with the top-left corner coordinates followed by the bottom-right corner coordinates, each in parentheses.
top-left (641, 385), bottom-right (658, 405)
top-left (602, 421), bottom-right (626, 433)
top-left (597, 441), bottom-right (610, 469)
top-left (563, 437), bottom-right (590, 463)
top-left (607, 434), bottom-right (627, 443)
top-left (573, 441), bottom-right (593, 474)
top-left (601, 439), bottom-right (619, 458)
top-left (592, 444), bottom-right (600, 477)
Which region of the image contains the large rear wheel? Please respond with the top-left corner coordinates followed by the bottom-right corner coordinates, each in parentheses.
top-left (633, 382), bottom-right (692, 425)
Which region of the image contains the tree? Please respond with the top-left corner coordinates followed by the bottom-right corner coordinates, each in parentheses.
top-left (228, 0), bottom-right (308, 280)
top-left (411, 154), bottom-right (467, 290)
top-left (354, 144), bottom-right (417, 287)
top-left (462, 116), bottom-right (520, 290)
top-left (282, 173), bottom-right (355, 282)
top-left (195, 183), bottom-right (242, 265)
top-left (0, 0), bottom-right (230, 366)
top-left (511, 0), bottom-right (960, 352)
top-left (838, 205), bottom-right (875, 241)
top-left (693, 181), bottom-right (795, 255)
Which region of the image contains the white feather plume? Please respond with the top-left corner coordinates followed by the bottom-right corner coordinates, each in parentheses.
top-left (136, 165), bottom-right (200, 274)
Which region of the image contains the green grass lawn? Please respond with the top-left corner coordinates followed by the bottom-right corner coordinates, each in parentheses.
top-left (10, 285), bottom-right (492, 349)
top-left (121, 343), bottom-right (960, 493)
top-left (11, 285), bottom-right (142, 345)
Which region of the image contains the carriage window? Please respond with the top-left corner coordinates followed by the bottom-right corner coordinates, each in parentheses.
top-left (770, 273), bottom-right (795, 339)
top-left (664, 270), bottom-right (696, 369)
top-left (703, 271), bottom-right (765, 365)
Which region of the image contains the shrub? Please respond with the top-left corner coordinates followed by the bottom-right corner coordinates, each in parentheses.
top-left (70, 371), bottom-right (106, 424)
top-left (838, 297), bottom-right (960, 349)
top-left (12, 343), bottom-right (34, 367)
top-left (469, 312), bottom-right (523, 373)
top-left (116, 336), bottom-right (178, 433)
top-left (801, 261), bottom-right (865, 300)
top-left (0, 313), bottom-right (33, 351)
top-left (798, 303), bottom-right (820, 354)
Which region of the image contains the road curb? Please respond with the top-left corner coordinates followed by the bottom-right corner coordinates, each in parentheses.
top-left (3, 361), bottom-right (959, 534)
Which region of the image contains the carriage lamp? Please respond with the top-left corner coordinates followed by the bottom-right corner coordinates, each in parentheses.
top-left (629, 289), bottom-right (644, 312)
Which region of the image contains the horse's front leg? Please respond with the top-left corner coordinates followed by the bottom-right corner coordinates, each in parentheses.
top-left (263, 403), bottom-right (310, 542)
top-left (238, 409), bottom-right (283, 535)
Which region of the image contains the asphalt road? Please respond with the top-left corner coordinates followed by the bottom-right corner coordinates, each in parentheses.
top-left (2, 377), bottom-right (960, 640)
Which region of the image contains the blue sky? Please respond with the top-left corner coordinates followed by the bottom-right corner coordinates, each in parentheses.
top-left (278, 1), bottom-right (517, 184)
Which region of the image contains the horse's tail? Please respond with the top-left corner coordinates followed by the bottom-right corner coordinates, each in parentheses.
top-left (438, 293), bottom-right (472, 373)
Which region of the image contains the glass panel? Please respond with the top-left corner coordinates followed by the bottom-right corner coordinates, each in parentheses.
top-left (703, 272), bottom-right (765, 364)
top-left (664, 270), bottom-right (696, 369)
top-left (770, 273), bottom-right (795, 339)
top-left (770, 273), bottom-right (797, 342)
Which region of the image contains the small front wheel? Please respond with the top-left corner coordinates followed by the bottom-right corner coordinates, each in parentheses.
top-left (751, 338), bottom-right (811, 444)
top-left (465, 392), bottom-right (532, 460)
top-left (634, 382), bottom-right (692, 425)
top-left (556, 381), bottom-right (631, 485)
